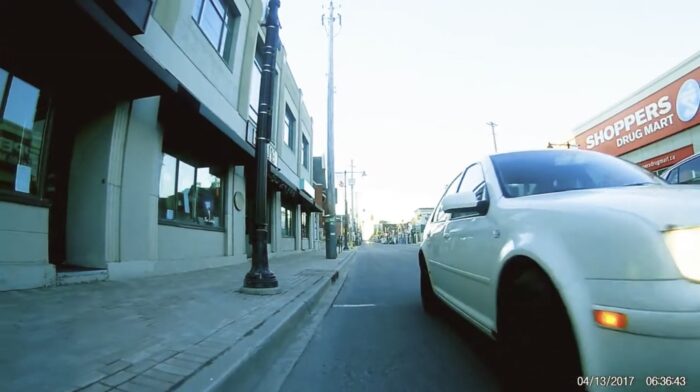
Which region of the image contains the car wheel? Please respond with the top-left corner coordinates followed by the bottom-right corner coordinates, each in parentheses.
top-left (420, 258), bottom-right (443, 315)
top-left (499, 268), bottom-right (583, 391)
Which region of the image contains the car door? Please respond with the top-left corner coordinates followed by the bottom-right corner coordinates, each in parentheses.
top-left (442, 164), bottom-right (504, 330)
top-left (422, 171), bottom-right (464, 297)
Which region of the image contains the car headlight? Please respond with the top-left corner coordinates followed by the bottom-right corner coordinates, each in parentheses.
top-left (664, 227), bottom-right (700, 282)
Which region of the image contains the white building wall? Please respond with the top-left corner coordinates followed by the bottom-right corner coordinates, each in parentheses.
top-left (65, 102), bottom-right (129, 268)
top-left (137, 0), bottom-right (253, 144)
top-left (118, 97), bottom-right (162, 264)
top-left (0, 202), bottom-right (54, 290)
top-left (157, 225), bottom-right (225, 260)
top-left (231, 165), bottom-right (247, 258)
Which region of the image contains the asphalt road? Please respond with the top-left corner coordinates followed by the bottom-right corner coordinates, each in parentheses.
top-left (280, 243), bottom-right (505, 392)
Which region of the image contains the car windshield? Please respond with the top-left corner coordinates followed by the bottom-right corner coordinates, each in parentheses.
top-left (491, 150), bottom-right (664, 198)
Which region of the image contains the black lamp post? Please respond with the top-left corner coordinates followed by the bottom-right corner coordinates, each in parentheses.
top-left (244, 0), bottom-right (281, 290)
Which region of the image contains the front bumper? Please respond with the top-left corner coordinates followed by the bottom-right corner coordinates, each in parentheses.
top-left (583, 326), bottom-right (700, 391)
top-left (580, 279), bottom-right (700, 391)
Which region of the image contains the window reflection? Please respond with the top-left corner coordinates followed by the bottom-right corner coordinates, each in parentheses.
top-left (4, 78), bottom-right (40, 129)
top-left (158, 153), bottom-right (224, 228)
top-left (678, 157), bottom-right (700, 184)
top-left (159, 154), bottom-right (177, 219)
top-left (196, 167), bottom-right (222, 225)
top-left (249, 58), bottom-right (261, 122)
top-left (192, 0), bottom-right (233, 57)
top-left (284, 107), bottom-right (295, 148)
top-left (0, 69), bottom-right (7, 105)
top-left (0, 69), bottom-right (48, 195)
top-left (281, 204), bottom-right (294, 237)
top-left (302, 134), bottom-right (309, 168)
top-left (301, 212), bottom-right (308, 238)
top-left (200, 1), bottom-right (224, 48)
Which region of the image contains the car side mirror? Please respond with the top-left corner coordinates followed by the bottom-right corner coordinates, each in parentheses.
top-left (442, 191), bottom-right (477, 212)
top-left (443, 191), bottom-right (489, 216)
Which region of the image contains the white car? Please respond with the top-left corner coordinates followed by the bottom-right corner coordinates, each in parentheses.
top-left (419, 149), bottom-right (700, 391)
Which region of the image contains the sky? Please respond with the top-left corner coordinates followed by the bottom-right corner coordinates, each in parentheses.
top-left (275, 0), bottom-right (700, 232)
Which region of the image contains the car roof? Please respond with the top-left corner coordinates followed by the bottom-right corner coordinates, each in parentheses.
top-left (487, 148), bottom-right (599, 160)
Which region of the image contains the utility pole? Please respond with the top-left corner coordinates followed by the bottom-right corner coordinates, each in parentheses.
top-left (343, 170), bottom-right (349, 250)
top-left (350, 159), bottom-right (355, 237)
top-left (244, 0), bottom-right (281, 290)
top-left (486, 121), bottom-right (498, 153)
top-left (337, 162), bottom-right (364, 247)
top-left (323, 0), bottom-right (340, 259)
top-left (349, 159), bottom-right (357, 245)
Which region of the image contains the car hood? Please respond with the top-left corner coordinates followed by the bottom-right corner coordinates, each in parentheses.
top-left (505, 184), bottom-right (700, 231)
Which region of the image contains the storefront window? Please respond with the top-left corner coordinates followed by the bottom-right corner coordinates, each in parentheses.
top-left (158, 153), bottom-right (224, 228)
top-left (301, 212), bottom-right (309, 238)
top-left (0, 69), bottom-right (49, 196)
top-left (281, 204), bottom-right (295, 237)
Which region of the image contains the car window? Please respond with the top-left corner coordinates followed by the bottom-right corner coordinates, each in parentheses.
top-left (432, 172), bottom-right (464, 222)
top-left (458, 163), bottom-right (486, 196)
top-left (474, 182), bottom-right (489, 202)
top-left (678, 156), bottom-right (700, 184)
top-left (445, 164), bottom-right (489, 220)
top-left (665, 168), bottom-right (679, 184)
top-left (491, 150), bottom-right (664, 198)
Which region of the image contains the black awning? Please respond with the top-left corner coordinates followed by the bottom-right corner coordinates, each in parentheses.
top-left (75, 0), bottom-right (179, 95)
top-left (0, 1), bottom-right (177, 101)
top-left (199, 105), bottom-right (255, 159)
top-left (269, 168), bottom-right (298, 198)
top-left (298, 190), bottom-right (323, 213)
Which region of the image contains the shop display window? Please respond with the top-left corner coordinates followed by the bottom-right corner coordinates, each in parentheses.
top-left (0, 68), bottom-right (49, 196)
top-left (281, 204), bottom-right (295, 237)
top-left (158, 152), bottom-right (224, 228)
top-left (301, 212), bottom-right (309, 238)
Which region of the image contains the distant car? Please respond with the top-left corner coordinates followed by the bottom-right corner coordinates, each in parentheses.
top-left (419, 149), bottom-right (700, 390)
top-left (660, 152), bottom-right (700, 184)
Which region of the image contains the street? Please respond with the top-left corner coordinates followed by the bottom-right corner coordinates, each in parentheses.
top-left (280, 243), bottom-right (503, 392)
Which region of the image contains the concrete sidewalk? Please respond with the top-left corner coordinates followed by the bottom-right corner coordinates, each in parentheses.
top-left (0, 249), bottom-right (356, 392)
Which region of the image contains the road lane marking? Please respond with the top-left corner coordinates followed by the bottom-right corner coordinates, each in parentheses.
top-left (332, 304), bottom-right (376, 308)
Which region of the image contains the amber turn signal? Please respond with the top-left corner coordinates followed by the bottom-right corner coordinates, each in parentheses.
top-left (593, 310), bottom-right (628, 330)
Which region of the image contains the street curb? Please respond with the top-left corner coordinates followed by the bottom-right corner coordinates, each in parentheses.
top-left (177, 249), bottom-right (358, 392)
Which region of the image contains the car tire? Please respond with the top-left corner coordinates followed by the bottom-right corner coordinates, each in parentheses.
top-left (420, 259), bottom-right (443, 315)
top-left (499, 268), bottom-right (583, 391)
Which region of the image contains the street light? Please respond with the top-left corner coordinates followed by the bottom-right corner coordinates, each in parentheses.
top-left (336, 163), bottom-right (366, 249)
top-left (244, 0), bottom-right (281, 291)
